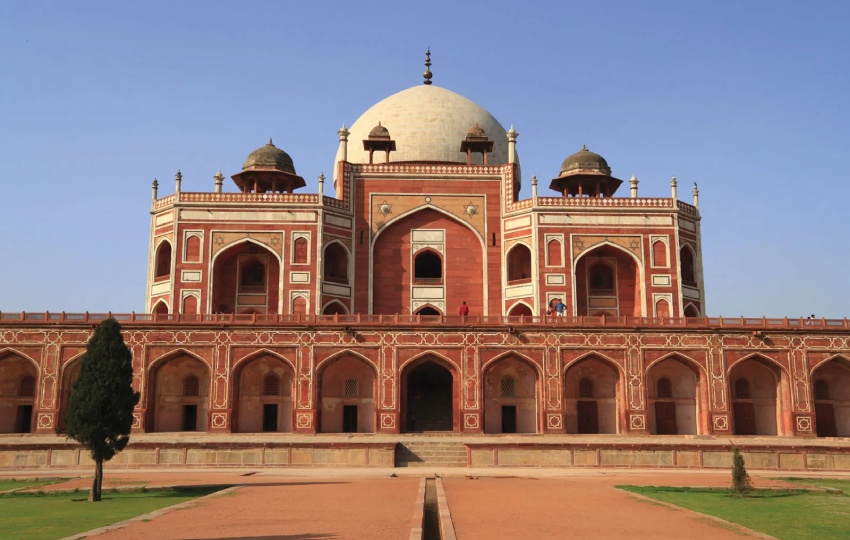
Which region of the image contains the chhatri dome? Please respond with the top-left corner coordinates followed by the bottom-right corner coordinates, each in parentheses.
top-left (342, 52), bottom-right (512, 166)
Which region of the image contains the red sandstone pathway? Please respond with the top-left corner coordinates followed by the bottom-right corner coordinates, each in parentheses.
top-left (16, 470), bottom-right (805, 539)
top-left (443, 472), bottom-right (784, 539)
top-left (91, 475), bottom-right (420, 540)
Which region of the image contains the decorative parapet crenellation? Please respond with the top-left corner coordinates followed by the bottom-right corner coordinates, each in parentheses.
top-left (153, 192), bottom-right (319, 208)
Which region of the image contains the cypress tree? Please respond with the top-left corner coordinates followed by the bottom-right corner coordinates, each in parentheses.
top-left (61, 318), bottom-right (140, 502)
top-left (731, 446), bottom-right (753, 496)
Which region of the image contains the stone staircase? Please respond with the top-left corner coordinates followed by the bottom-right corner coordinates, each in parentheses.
top-left (395, 441), bottom-right (468, 467)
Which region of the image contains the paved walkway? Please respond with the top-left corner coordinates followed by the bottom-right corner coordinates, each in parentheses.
top-left (15, 468), bottom-right (834, 539)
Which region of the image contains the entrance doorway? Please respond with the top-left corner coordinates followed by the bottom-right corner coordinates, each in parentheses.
top-left (405, 361), bottom-right (453, 432)
top-left (16, 405), bottom-right (32, 433)
top-left (342, 405), bottom-right (358, 433)
top-left (733, 402), bottom-right (756, 435)
top-left (815, 403), bottom-right (837, 437)
top-left (654, 402), bottom-right (677, 434)
top-left (182, 405), bottom-right (198, 431)
top-left (501, 406), bottom-right (517, 433)
top-left (577, 401), bottom-right (599, 434)
top-left (262, 404), bottom-right (278, 432)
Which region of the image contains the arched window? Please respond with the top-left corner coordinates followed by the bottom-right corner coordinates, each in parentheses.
top-left (578, 377), bottom-right (594, 398)
top-left (547, 239), bottom-right (562, 267)
top-left (589, 264), bottom-right (614, 294)
top-left (684, 304), bottom-right (700, 318)
top-left (500, 376), bottom-right (516, 397)
top-left (414, 250), bottom-right (442, 283)
top-left (680, 247), bottom-right (696, 286)
top-left (240, 260), bottom-right (266, 290)
top-left (344, 378), bottom-right (358, 397)
top-left (18, 375), bottom-right (36, 397)
top-left (182, 295), bottom-right (198, 315)
top-left (293, 237), bottom-right (308, 265)
top-left (657, 377), bottom-right (673, 398)
top-left (656, 299), bottom-right (671, 318)
top-left (153, 301), bottom-right (169, 316)
top-left (155, 241), bottom-right (172, 279)
top-left (322, 301), bottom-right (347, 315)
top-left (185, 235), bottom-right (201, 262)
top-left (183, 375), bottom-right (200, 397)
top-left (652, 241), bottom-right (668, 267)
top-left (415, 306), bottom-right (441, 316)
top-left (292, 296), bottom-right (308, 315)
top-left (262, 374), bottom-right (280, 396)
top-left (507, 244), bottom-right (532, 283)
top-left (734, 378), bottom-right (751, 399)
top-left (814, 380), bottom-right (830, 401)
top-left (324, 243), bottom-right (349, 284)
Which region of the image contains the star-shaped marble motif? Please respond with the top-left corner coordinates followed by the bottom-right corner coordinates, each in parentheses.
top-left (377, 201), bottom-right (392, 216)
top-left (574, 239), bottom-right (585, 251)
top-left (628, 239), bottom-right (640, 250)
top-left (214, 236), bottom-right (224, 246)
top-left (464, 203), bottom-right (478, 217)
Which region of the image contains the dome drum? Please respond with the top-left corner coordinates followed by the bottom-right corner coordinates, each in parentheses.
top-left (232, 140), bottom-right (306, 194)
top-left (550, 145), bottom-right (622, 197)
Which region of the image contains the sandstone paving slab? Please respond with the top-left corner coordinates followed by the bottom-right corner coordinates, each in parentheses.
top-left (89, 476), bottom-right (420, 540)
top-left (442, 472), bottom-right (783, 539)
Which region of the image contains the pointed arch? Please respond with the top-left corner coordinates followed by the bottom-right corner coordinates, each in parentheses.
top-left (546, 238), bottom-right (563, 267)
top-left (680, 243), bottom-right (697, 285)
top-left (323, 240), bottom-right (351, 284)
top-left (372, 205), bottom-right (485, 246)
top-left (315, 349), bottom-right (380, 378)
top-left (645, 351), bottom-right (707, 378)
top-left (148, 348), bottom-right (212, 374)
top-left (811, 354), bottom-right (850, 375)
top-left (482, 352), bottom-right (540, 434)
top-left (726, 352), bottom-right (788, 378)
top-left (148, 350), bottom-right (211, 432)
top-left (0, 348), bottom-right (40, 371)
top-left (154, 239), bottom-right (173, 279)
top-left (232, 348), bottom-right (297, 374)
top-left (413, 248), bottom-right (443, 283)
top-left (563, 350), bottom-right (625, 378)
top-left (184, 234), bottom-right (202, 262)
top-left (400, 350), bottom-right (461, 374)
top-left (506, 242), bottom-right (533, 280)
top-left (507, 301), bottom-right (534, 317)
top-left (482, 350), bottom-right (544, 379)
top-left (683, 302), bottom-right (700, 318)
top-left (574, 241), bottom-right (645, 318)
top-left (414, 304), bottom-right (443, 316)
top-left (151, 300), bottom-right (169, 316)
top-left (322, 300), bottom-right (349, 315)
top-left (401, 352), bottom-right (459, 433)
top-left (210, 237), bottom-right (283, 265)
top-left (317, 350), bottom-right (377, 433)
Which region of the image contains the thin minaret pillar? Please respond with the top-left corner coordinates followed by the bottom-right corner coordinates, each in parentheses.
top-left (670, 176), bottom-right (678, 200)
top-left (151, 178), bottom-right (158, 205)
top-left (214, 170), bottom-right (224, 194)
top-left (507, 126), bottom-right (518, 164)
top-left (629, 174), bottom-right (639, 198)
top-left (692, 182), bottom-right (700, 210)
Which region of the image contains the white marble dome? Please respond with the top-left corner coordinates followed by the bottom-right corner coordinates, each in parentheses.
top-left (344, 85), bottom-right (511, 166)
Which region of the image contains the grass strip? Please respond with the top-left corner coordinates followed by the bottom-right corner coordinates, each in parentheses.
top-left (0, 478), bottom-right (65, 493)
top-left (0, 486), bottom-right (221, 540)
top-left (618, 485), bottom-right (850, 540)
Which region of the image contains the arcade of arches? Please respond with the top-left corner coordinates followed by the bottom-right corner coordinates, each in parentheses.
top-left (3, 338), bottom-right (850, 439)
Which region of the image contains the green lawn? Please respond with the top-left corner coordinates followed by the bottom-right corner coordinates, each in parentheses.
top-left (780, 477), bottom-right (850, 492)
top-left (618, 485), bottom-right (850, 540)
top-left (0, 478), bottom-right (64, 492)
top-left (0, 487), bottom-right (222, 540)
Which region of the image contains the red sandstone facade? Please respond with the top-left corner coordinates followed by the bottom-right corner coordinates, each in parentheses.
top-left (2, 72), bottom-right (848, 443)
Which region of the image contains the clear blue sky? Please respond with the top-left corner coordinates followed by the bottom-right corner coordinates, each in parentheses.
top-left (1, 1), bottom-right (848, 317)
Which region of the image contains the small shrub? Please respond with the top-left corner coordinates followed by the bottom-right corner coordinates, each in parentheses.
top-left (731, 446), bottom-right (753, 496)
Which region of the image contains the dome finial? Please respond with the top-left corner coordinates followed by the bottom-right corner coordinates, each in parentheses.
top-left (268, 137), bottom-right (274, 146)
top-left (423, 48), bottom-right (433, 85)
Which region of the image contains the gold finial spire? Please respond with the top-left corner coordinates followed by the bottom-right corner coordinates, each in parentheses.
top-left (423, 48), bottom-right (432, 85)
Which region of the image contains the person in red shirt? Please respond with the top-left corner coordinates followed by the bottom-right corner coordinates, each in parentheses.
top-left (459, 301), bottom-right (470, 316)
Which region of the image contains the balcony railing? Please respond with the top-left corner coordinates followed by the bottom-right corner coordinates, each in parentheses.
top-left (0, 312), bottom-right (846, 330)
